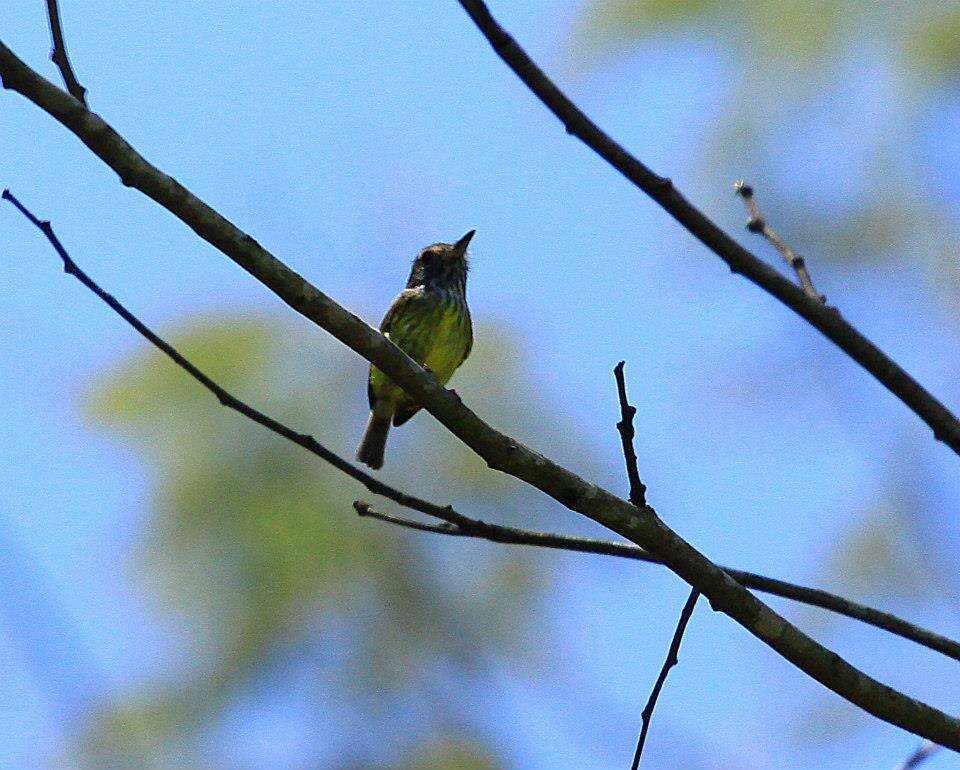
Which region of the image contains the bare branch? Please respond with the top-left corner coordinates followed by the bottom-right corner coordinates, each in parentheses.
top-left (734, 181), bottom-right (823, 302)
top-left (895, 741), bottom-right (940, 770)
top-left (614, 362), bottom-right (647, 507)
top-left (44, 0), bottom-right (86, 105)
top-left (3, 46), bottom-right (959, 747)
top-left (454, 0), bottom-right (960, 453)
top-left (0, 188), bottom-right (466, 530)
top-left (631, 587), bottom-right (700, 769)
top-left (353, 499), bottom-right (960, 664)
top-left (8, 185), bottom-right (950, 667)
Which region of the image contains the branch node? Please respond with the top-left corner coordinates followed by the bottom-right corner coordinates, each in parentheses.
top-left (735, 180), bottom-right (824, 303)
top-left (613, 362), bottom-right (648, 508)
top-left (44, 0), bottom-right (88, 106)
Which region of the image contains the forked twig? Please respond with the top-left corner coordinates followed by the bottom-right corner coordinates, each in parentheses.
top-left (734, 181), bottom-right (824, 303)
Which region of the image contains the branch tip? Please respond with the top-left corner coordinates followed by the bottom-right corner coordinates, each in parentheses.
top-left (630, 588), bottom-right (700, 768)
top-left (734, 180), bottom-right (823, 303)
top-left (613, 362), bottom-right (647, 507)
top-left (733, 180), bottom-right (754, 199)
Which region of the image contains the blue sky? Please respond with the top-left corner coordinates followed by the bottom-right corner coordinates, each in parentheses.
top-left (3, 1), bottom-right (960, 768)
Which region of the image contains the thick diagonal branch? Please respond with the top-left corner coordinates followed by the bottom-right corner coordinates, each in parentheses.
top-left (6, 188), bottom-right (946, 664)
top-left (455, 0), bottom-right (960, 453)
top-left (2, 44), bottom-right (959, 748)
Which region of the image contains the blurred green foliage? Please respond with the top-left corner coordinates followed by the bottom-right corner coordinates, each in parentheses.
top-left (577, 0), bottom-right (960, 74)
top-left (575, 0), bottom-right (960, 750)
top-left (574, 0), bottom-right (960, 628)
top-left (77, 312), bottom-right (571, 767)
top-left (57, 2), bottom-right (960, 764)
top-left (574, 0), bottom-right (960, 285)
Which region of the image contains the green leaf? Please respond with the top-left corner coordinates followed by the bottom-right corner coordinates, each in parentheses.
top-left (905, 7), bottom-right (960, 79)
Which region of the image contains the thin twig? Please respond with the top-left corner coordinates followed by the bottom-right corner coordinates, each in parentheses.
top-left (4, 46), bottom-right (960, 743)
top-left (895, 741), bottom-right (941, 770)
top-left (353, 501), bottom-right (960, 664)
top-left (44, 0), bottom-right (86, 105)
top-left (0, 188), bottom-right (466, 529)
top-left (6, 188), bottom-right (954, 665)
top-left (614, 362), bottom-right (646, 507)
top-left (631, 587), bottom-right (700, 769)
top-left (454, 0), bottom-right (960, 454)
top-left (734, 181), bottom-right (823, 302)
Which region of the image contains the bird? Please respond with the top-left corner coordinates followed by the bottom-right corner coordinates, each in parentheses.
top-left (356, 230), bottom-right (475, 469)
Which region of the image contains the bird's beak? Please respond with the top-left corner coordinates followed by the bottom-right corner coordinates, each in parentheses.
top-left (452, 229), bottom-right (476, 256)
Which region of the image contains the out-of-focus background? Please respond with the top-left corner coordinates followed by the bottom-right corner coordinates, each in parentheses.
top-left (3, 1), bottom-right (960, 767)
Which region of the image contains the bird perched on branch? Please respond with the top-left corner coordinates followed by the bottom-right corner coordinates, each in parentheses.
top-left (356, 230), bottom-right (475, 469)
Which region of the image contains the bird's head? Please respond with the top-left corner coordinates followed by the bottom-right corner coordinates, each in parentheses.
top-left (405, 230), bottom-right (474, 292)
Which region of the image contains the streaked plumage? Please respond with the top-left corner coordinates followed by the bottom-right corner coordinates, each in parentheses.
top-left (356, 231), bottom-right (475, 469)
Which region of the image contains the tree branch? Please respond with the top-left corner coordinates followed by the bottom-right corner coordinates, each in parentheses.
top-left (734, 181), bottom-right (823, 302)
top-left (44, 0), bottom-right (86, 105)
top-left (8, 184), bottom-right (947, 666)
top-left (895, 741), bottom-right (940, 770)
top-left (0, 188), bottom-right (470, 531)
top-left (631, 587), bottom-right (700, 769)
top-left (353, 500), bottom-right (960, 664)
top-left (613, 362), bottom-right (647, 507)
top-left (455, 0), bottom-right (960, 454)
top-left (2, 43), bottom-right (959, 748)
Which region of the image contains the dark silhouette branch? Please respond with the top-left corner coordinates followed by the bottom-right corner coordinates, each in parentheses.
top-left (895, 741), bottom-right (940, 770)
top-left (734, 181), bottom-right (823, 302)
top-left (0, 188), bottom-right (468, 529)
top-left (5, 188), bottom-right (946, 666)
top-left (613, 362), bottom-right (647, 507)
top-left (2, 46), bottom-right (959, 748)
top-left (631, 587), bottom-right (700, 769)
top-left (353, 500), bottom-right (960, 664)
top-left (455, 0), bottom-right (960, 454)
top-left (8, 185), bottom-right (948, 667)
top-left (44, 0), bottom-right (86, 105)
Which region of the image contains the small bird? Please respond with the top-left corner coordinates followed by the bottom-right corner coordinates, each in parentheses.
top-left (356, 230), bottom-right (475, 469)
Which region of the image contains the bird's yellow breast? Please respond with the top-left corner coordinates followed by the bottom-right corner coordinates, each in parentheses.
top-left (421, 302), bottom-right (471, 384)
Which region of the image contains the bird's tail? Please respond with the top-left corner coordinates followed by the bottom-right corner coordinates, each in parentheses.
top-left (356, 410), bottom-right (391, 469)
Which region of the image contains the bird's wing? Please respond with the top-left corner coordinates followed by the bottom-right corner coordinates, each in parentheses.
top-left (368, 290), bottom-right (419, 409)
top-left (459, 311), bottom-right (473, 367)
top-left (379, 289), bottom-right (420, 335)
